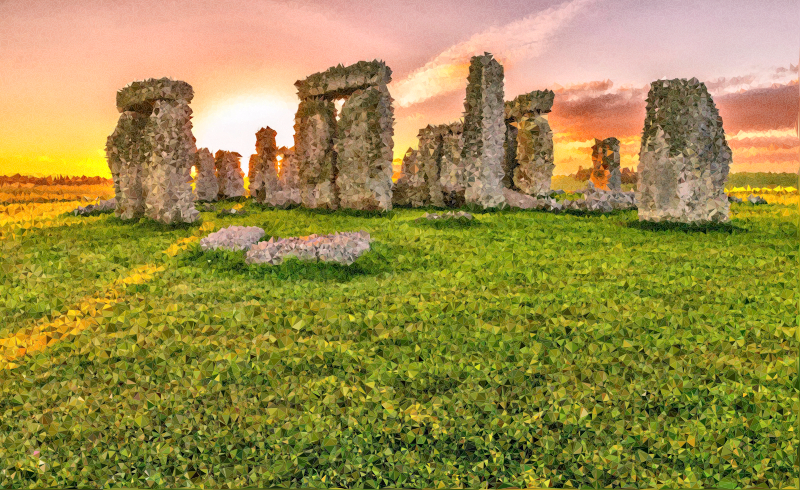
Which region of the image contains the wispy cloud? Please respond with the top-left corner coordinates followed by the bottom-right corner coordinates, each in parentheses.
top-left (389, 0), bottom-right (597, 108)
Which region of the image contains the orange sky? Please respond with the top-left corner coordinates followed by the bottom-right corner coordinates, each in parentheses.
top-left (0, 0), bottom-right (797, 178)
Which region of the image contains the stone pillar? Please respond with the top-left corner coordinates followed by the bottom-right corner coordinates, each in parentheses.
top-left (590, 137), bottom-right (621, 191)
top-left (105, 78), bottom-right (199, 224)
top-left (392, 147), bottom-right (428, 208)
top-left (460, 53), bottom-right (506, 209)
top-left (247, 154), bottom-right (261, 199)
top-left (416, 125), bottom-right (446, 208)
top-left (294, 98), bottom-right (338, 210)
top-left (335, 85), bottom-right (395, 211)
top-left (514, 115), bottom-right (554, 197)
top-left (215, 150), bottom-right (246, 200)
top-left (194, 147), bottom-right (218, 202)
top-left (504, 90), bottom-right (555, 197)
top-left (106, 111), bottom-right (148, 220)
top-left (636, 78), bottom-right (731, 223)
top-left (439, 122), bottom-right (465, 208)
top-left (142, 99), bottom-right (200, 224)
top-left (293, 60), bottom-right (395, 211)
top-left (502, 122), bottom-right (518, 189)
top-left (252, 126), bottom-right (281, 204)
top-left (273, 146), bottom-right (302, 208)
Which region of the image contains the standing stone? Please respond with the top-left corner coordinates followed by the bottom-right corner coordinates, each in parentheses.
top-left (215, 150), bottom-right (245, 200)
top-left (106, 77), bottom-right (199, 224)
top-left (590, 137), bottom-right (621, 191)
top-left (294, 98), bottom-right (338, 209)
top-left (106, 111), bottom-right (148, 220)
top-left (392, 147), bottom-right (427, 207)
top-left (335, 84), bottom-right (395, 211)
top-left (460, 53), bottom-right (506, 209)
top-left (194, 147), bottom-right (218, 202)
top-left (251, 126), bottom-right (281, 204)
top-left (141, 99), bottom-right (199, 224)
top-left (636, 78), bottom-right (731, 223)
top-left (272, 146), bottom-right (302, 208)
top-left (504, 90), bottom-right (555, 197)
top-left (439, 122), bottom-right (466, 208)
top-left (247, 154), bottom-right (262, 198)
top-left (293, 60), bottom-right (394, 211)
top-left (502, 121), bottom-right (518, 189)
top-left (415, 125), bottom-right (446, 208)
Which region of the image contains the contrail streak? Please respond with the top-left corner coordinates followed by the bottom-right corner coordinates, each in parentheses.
top-left (390, 0), bottom-right (597, 108)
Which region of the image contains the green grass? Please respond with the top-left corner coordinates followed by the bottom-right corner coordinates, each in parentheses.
top-left (726, 172), bottom-right (799, 189)
top-left (0, 198), bottom-right (797, 489)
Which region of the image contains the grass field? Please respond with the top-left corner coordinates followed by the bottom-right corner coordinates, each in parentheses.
top-left (0, 175), bottom-right (797, 489)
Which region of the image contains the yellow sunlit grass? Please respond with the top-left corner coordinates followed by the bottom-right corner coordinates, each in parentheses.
top-left (0, 222), bottom-right (216, 369)
top-left (0, 183), bottom-right (113, 204)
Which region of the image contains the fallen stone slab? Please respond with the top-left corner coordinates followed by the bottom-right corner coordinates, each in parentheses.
top-left (73, 198), bottom-right (117, 216)
top-left (245, 231), bottom-right (371, 266)
top-left (504, 185), bottom-right (636, 213)
top-left (199, 225), bottom-right (265, 252)
top-left (747, 194), bottom-right (767, 205)
top-left (727, 195), bottom-right (743, 203)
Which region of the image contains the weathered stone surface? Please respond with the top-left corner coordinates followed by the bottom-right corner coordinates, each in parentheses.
top-left (590, 137), bottom-right (621, 191)
top-left (141, 99), bottom-right (199, 224)
top-left (73, 198), bottom-right (117, 216)
top-left (504, 90), bottom-right (555, 197)
top-left (747, 194), bottom-right (767, 204)
top-left (461, 53), bottom-right (507, 209)
top-left (503, 188), bottom-right (563, 211)
top-left (106, 111), bottom-right (148, 220)
top-left (294, 98), bottom-right (338, 209)
top-left (199, 225), bottom-right (265, 252)
top-left (271, 146), bottom-right (302, 208)
top-left (439, 122), bottom-right (466, 207)
top-left (572, 181), bottom-right (636, 211)
top-left (215, 150), bottom-right (246, 200)
top-left (513, 114), bottom-right (554, 197)
top-left (392, 124), bottom-right (453, 209)
top-left (194, 148), bottom-right (218, 202)
top-left (245, 231), bottom-right (371, 266)
top-left (415, 125), bottom-right (446, 208)
top-left (504, 185), bottom-right (635, 213)
top-left (504, 90), bottom-right (555, 121)
top-left (392, 148), bottom-right (427, 207)
top-left (295, 60), bottom-right (392, 100)
top-left (106, 78), bottom-right (200, 224)
top-left (116, 78), bottom-right (193, 113)
top-left (251, 127), bottom-right (281, 204)
top-left (335, 85), bottom-right (395, 211)
top-left (502, 122), bottom-right (518, 189)
top-left (636, 78), bottom-right (731, 223)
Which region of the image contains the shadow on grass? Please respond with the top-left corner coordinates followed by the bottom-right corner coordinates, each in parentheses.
top-left (409, 217), bottom-right (483, 230)
top-left (560, 208), bottom-right (636, 218)
top-left (178, 241), bottom-right (397, 283)
top-left (294, 207), bottom-right (398, 220)
top-left (625, 219), bottom-right (747, 234)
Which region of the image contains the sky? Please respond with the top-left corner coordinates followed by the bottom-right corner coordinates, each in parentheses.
top-left (0, 0), bottom-right (797, 178)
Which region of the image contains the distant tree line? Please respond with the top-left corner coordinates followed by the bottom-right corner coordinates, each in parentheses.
top-left (0, 174), bottom-right (113, 186)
